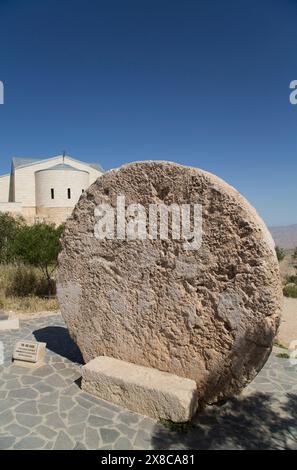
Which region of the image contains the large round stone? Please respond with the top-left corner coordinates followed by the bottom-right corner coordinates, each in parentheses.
top-left (57, 161), bottom-right (282, 405)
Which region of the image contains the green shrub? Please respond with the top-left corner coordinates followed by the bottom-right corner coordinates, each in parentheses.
top-left (10, 223), bottom-right (64, 296)
top-left (0, 212), bottom-right (24, 262)
top-left (6, 265), bottom-right (37, 297)
top-left (5, 265), bottom-right (56, 298)
top-left (285, 275), bottom-right (297, 285)
top-left (283, 283), bottom-right (297, 298)
top-left (159, 418), bottom-right (195, 433)
top-left (275, 246), bottom-right (285, 262)
top-left (276, 353), bottom-right (290, 359)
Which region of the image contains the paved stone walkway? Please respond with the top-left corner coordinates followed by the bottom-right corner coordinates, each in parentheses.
top-left (0, 314), bottom-right (297, 450)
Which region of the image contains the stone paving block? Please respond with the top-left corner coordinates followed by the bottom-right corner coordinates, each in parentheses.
top-left (15, 400), bottom-right (38, 415)
top-left (8, 387), bottom-right (39, 400)
top-left (134, 429), bottom-right (152, 449)
top-left (44, 373), bottom-right (67, 388)
top-left (68, 423), bottom-right (86, 438)
top-left (59, 396), bottom-right (75, 412)
top-left (4, 378), bottom-right (21, 390)
top-left (0, 398), bottom-right (20, 413)
top-left (32, 364), bottom-right (55, 377)
top-left (21, 375), bottom-right (42, 385)
top-left (38, 404), bottom-right (56, 415)
top-left (75, 395), bottom-right (96, 410)
top-left (16, 413), bottom-right (43, 427)
top-left (117, 423), bottom-right (137, 440)
top-left (114, 437), bottom-right (133, 450)
top-left (117, 411), bottom-right (142, 427)
top-left (88, 414), bottom-right (111, 428)
top-left (0, 409), bottom-right (14, 426)
top-left (85, 426), bottom-right (101, 449)
top-left (35, 425), bottom-right (57, 440)
top-left (44, 411), bottom-right (65, 429)
top-left (100, 428), bottom-right (121, 444)
top-left (68, 405), bottom-right (89, 425)
top-left (38, 391), bottom-right (59, 405)
top-left (53, 430), bottom-right (75, 450)
top-left (4, 422), bottom-right (28, 437)
top-left (14, 435), bottom-right (46, 450)
top-left (0, 319), bottom-right (19, 331)
top-left (33, 382), bottom-right (54, 395)
top-left (74, 441), bottom-right (87, 450)
top-left (90, 405), bottom-right (115, 421)
top-left (0, 436), bottom-right (16, 449)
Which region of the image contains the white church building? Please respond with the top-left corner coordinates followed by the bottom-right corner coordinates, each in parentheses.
top-left (0, 154), bottom-right (104, 225)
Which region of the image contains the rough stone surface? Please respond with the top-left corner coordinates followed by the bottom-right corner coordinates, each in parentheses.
top-left (57, 161), bottom-right (282, 405)
top-left (82, 356), bottom-right (198, 421)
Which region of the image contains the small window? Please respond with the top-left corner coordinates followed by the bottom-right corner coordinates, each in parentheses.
top-left (51, 188), bottom-right (54, 199)
top-left (67, 188), bottom-right (71, 199)
top-left (82, 189), bottom-right (85, 193)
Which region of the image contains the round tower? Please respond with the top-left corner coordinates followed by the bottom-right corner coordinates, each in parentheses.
top-left (35, 163), bottom-right (89, 224)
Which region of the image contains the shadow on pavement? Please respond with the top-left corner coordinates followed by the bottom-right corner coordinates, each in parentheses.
top-left (33, 326), bottom-right (84, 364)
top-left (151, 392), bottom-right (297, 450)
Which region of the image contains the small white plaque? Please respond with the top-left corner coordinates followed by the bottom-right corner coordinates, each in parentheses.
top-left (13, 341), bottom-right (46, 365)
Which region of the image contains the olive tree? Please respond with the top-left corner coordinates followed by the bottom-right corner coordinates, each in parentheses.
top-left (10, 223), bottom-right (64, 296)
top-left (0, 212), bottom-right (24, 262)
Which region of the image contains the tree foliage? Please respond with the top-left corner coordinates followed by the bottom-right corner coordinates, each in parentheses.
top-left (0, 212), bottom-right (24, 262)
top-left (10, 223), bottom-right (64, 295)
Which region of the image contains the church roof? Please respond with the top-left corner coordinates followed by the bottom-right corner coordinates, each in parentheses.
top-left (13, 157), bottom-right (39, 168)
top-left (36, 163), bottom-right (89, 173)
top-left (12, 155), bottom-right (104, 172)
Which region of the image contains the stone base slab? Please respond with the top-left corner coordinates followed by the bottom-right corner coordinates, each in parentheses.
top-left (81, 356), bottom-right (198, 422)
top-left (0, 319), bottom-right (19, 331)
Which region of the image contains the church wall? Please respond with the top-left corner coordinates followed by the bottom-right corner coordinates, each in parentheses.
top-left (35, 207), bottom-right (73, 225)
top-left (0, 174), bottom-right (11, 202)
top-left (0, 155), bottom-right (104, 225)
top-left (14, 157), bottom-right (63, 206)
top-left (0, 202), bottom-right (23, 216)
top-left (35, 168), bottom-right (89, 208)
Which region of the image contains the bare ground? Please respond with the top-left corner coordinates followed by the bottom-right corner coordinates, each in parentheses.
top-left (277, 297), bottom-right (297, 348)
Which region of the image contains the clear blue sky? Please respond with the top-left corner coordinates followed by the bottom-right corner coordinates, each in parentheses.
top-left (0, 0), bottom-right (296, 226)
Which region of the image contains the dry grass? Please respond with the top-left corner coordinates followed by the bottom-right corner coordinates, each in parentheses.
top-left (0, 264), bottom-right (59, 313)
top-left (0, 295), bottom-right (59, 313)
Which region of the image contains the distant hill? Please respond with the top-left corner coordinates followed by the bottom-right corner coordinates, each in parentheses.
top-left (269, 224), bottom-right (297, 250)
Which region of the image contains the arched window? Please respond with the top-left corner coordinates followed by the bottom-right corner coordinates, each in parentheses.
top-left (67, 188), bottom-right (71, 199)
top-left (51, 188), bottom-right (55, 199)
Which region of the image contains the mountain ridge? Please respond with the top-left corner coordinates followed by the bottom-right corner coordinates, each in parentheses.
top-left (269, 224), bottom-right (297, 250)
